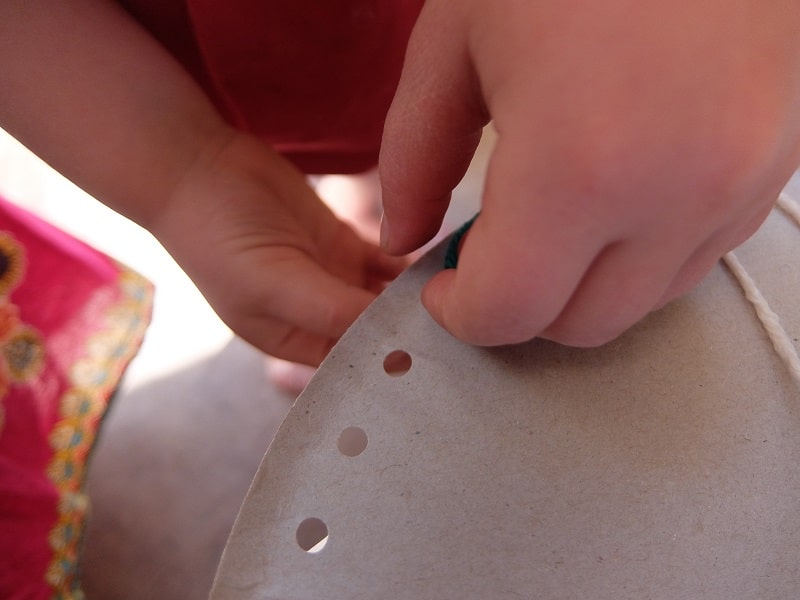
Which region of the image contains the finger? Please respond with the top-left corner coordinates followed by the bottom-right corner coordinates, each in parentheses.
top-left (420, 137), bottom-right (610, 346)
top-left (319, 233), bottom-right (409, 294)
top-left (234, 264), bottom-right (377, 365)
top-left (538, 238), bottom-right (683, 347)
top-left (247, 321), bottom-right (336, 367)
top-left (655, 199), bottom-right (775, 309)
top-left (240, 252), bottom-right (396, 364)
top-left (363, 243), bottom-right (410, 282)
top-left (540, 194), bottom-right (777, 347)
top-left (364, 251), bottom-right (411, 295)
top-left (232, 246), bottom-right (396, 365)
top-left (271, 258), bottom-right (380, 340)
top-left (379, 0), bottom-right (488, 255)
top-left (214, 248), bottom-right (381, 364)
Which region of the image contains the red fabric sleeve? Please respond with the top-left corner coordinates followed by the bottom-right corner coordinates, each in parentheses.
top-left (119, 0), bottom-right (424, 174)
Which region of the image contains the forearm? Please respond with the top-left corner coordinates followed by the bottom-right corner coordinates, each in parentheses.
top-left (0, 0), bottom-right (233, 228)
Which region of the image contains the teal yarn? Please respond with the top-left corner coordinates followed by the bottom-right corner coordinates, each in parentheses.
top-left (444, 213), bottom-right (479, 269)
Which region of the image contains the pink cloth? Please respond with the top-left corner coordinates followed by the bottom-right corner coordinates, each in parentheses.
top-left (0, 197), bottom-right (153, 599)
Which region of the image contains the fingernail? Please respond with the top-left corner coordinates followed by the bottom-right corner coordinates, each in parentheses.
top-left (379, 211), bottom-right (389, 250)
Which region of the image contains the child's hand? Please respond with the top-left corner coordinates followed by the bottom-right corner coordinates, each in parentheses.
top-left (0, 2), bottom-right (406, 366)
top-left (380, 0), bottom-right (800, 347)
top-left (155, 133), bottom-right (406, 366)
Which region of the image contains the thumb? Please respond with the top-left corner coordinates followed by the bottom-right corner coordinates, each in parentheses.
top-left (419, 132), bottom-right (606, 347)
top-left (379, 0), bottom-right (488, 255)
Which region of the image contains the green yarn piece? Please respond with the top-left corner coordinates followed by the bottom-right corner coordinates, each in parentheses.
top-left (444, 213), bottom-right (479, 269)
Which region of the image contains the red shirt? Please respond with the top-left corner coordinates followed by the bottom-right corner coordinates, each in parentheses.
top-left (118, 0), bottom-right (425, 174)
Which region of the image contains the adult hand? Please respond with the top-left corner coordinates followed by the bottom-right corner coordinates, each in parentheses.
top-left (156, 132), bottom-right (406, 365)
top-left (380, 0), bottom-right (800, 347)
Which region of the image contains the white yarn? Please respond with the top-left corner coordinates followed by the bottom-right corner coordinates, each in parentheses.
top-left (722, 195), bottom-right (800, 388)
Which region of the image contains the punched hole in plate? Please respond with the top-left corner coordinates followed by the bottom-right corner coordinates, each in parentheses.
top-left (383, 349), bottom-right (412, 377)
top-left (338, 426), bottom-right (368, 457)
top-left (296, 517), bottom-right (329, 554)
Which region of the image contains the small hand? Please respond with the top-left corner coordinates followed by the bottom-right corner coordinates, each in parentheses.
top-left (380, 0), bottom-right (800, 347)
top-left (156, 133), bottom-right (406, 365)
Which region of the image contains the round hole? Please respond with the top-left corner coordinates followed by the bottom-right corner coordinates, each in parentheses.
top-left (296, 517), bottom-right (329, 553)
top-left (383, 349), bottom-right (412, 377)
top-left (337, 426), bottom-right (368, 457)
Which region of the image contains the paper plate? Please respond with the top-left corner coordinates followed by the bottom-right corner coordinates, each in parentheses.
top-left (211, 197), bottom-right (800, 599)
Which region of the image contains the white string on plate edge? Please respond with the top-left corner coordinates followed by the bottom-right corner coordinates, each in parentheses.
top-left (722, 191), bottom-right (800, 389)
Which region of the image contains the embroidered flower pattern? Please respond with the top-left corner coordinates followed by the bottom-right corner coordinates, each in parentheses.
top-left (0, 232), bottom-right (44, 407)
top-left (0, 232), bottom-right (24, 297)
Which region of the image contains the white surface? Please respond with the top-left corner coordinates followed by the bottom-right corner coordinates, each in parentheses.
top-left (212, 206), bottom-right (800, 600)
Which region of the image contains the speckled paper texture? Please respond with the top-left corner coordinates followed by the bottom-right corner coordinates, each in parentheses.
top-left (212, 205), bottom-right (800, 600)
